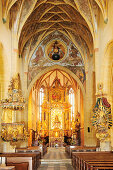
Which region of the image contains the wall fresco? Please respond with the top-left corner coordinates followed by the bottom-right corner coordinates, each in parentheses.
top-left (28, 32), bottom-right (85, 86)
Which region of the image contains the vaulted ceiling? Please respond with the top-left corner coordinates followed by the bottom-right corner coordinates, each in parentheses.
top-left (1, 0), bottom-right (108, 60)
top-left (34, 69), bottom-right (77, 90)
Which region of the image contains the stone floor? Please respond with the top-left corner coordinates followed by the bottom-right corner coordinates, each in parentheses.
top-left (38, 147), bottom-right (74, 170)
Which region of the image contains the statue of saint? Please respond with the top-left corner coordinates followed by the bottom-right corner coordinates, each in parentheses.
top-left (53, 115), bottom-right (61, 129)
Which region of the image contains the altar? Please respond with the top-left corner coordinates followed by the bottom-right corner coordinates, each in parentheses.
top-left (33, 78), bottom-right (79, 147)
top-left (49, 131), bottom-right (64, 147)
top-left (49, 115), bottom-right (64, 147)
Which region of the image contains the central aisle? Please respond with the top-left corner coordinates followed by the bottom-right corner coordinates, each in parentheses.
top-left (38, 147), bottom-right (73, 170)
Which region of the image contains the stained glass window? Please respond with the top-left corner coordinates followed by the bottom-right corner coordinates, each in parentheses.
top-left (39, 88), bottom-right (44, 121)
top-left (69, 88), bottom-right (75, 121)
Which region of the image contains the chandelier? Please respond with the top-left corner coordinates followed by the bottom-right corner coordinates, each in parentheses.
top-left (0, 73), bottom-right (25, 110)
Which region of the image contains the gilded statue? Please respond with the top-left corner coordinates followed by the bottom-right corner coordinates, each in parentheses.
top-left (92, 97), bottom-right (112, 141)
top-left (53, 115), bottom-right (61, 129)
top-left (13, 73), bottom-right (20, 90)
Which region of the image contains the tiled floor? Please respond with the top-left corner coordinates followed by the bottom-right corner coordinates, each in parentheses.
top-left (38, 147), bottom-right (74, 170)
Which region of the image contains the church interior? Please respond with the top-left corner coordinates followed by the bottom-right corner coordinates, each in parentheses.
top-left (0, 0), bottom-right (113, 169)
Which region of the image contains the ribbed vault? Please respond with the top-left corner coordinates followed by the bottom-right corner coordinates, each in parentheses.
top-left (1, 0), bottom-right (108, 61)
top-left (35, 69), bottom-right (76, 90)
top-left (18, 0), bottom-right (93, 59)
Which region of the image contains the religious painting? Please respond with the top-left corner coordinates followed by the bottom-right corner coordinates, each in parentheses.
top-left (45, 40), bottom-right (67, 61)
top-left (29, 46), bottom-right (44, 67)
top-left (28, 45), bottom-right (46, 82)
top-left (52, 91), bottom-right (61, 102)
top-left (28, 31), bottom-right (86, 86)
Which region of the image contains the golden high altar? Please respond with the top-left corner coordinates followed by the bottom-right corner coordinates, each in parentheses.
top-left (37, 78), bottom-right (73, 146)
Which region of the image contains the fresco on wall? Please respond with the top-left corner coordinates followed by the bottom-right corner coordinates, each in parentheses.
top-left (28, 32), bottom-right (85, 86)
top-left (30, 46), bottom-right (44, 66)
top-left (46, 40), bottom-right (66, 61)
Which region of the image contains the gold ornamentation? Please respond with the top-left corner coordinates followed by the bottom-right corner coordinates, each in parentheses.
top-left (1, 123), bottom-right (29, 142)
top-left (91, 97), bottom-right (112, 142)
top-left (53, 115), bottom-right (61, 129)
top-left (0, 73), bottom-right (25, 110)
top-left (97, 83), bottom-right (103, 91)
top-left (45, 40), bottom-right (67, 61)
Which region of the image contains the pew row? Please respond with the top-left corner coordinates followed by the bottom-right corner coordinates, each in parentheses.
top-left (16, 145), bottom-right (47, 157)
top-left (7, 162), bottom-right (29, 170)
top-left (0, 152), bottom-right (41, 170)
top-left (72, 152), bottom-right (113, 170)
top-left (65, 145), bottom-right (96, 157)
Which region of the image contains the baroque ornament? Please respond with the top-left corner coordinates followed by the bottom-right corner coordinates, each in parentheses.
top-left (91, 97), bottom-right (112, 141)
top-left (0, 73), bottom-right (25, 110)
top-left (1, 123), bottom-right (29, 143)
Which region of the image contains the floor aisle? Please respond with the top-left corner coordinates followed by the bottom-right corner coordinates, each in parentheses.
top-left (38, 147), bottom-right (74, 170)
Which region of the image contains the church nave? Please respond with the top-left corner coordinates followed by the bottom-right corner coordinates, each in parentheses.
top-left (38, 147), bottom-right (73, 170)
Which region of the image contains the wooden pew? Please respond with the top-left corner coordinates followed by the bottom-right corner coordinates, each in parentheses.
top-left (86, 162), bottom-right (113, 170)
top-left (7, 162), bottom-right (29, 170)
top-left (16, 145), bottom-right (47, 157)
top-left (72, 152), bottom-right (113, 170)
top-left (0, 152), bottom-right (41, 170)
top-left (70, 146), bottom-right (96, 158)
top-left (0, 166), bottom-right (15, 170)
top-left (65, 146), bottom-right (96, 157)
top-left (28, 145), bottom-right (47, 156)
top-left (65, 145), bottom-right (70, 153)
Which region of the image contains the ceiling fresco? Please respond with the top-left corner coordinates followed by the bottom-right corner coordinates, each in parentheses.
top-left (2, 0), bottom-right (107, 60)
top-left (46, 40), bottom-right (67, 61)
top-left (1, 0), bottom-right (108, 88)
top-left (28, 31), bottom-right (85, 86)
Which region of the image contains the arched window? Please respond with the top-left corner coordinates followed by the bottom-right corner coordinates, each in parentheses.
top-left (69, 88), bottom-right (75, 121)
top-left (39, 88), bottom-right (44, 121)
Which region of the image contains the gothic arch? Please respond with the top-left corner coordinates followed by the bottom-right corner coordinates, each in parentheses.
top-left (27, 65), bottom-right (86, 100)
top-left (27, 65), bottom-right (85, 146)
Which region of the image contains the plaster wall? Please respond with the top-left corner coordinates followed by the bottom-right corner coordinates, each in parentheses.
top-left (95, 0), bottom-right (113, 95)
top-left (93, 0), bottom-right (113, 148)
top-left (0, 1), bottom-right (11, 98)
top-left (84, 56), bottom-right (97, 146)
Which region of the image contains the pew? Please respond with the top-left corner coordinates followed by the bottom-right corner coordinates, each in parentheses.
top-left (0, 152), bottom-right (41, 170)
top-left (0, 166), bottom-right (15, 170)
top-left (16, 144), bottom-right (47, 157)
top-left (65, 145), bottom-right (96, 157)
top-left (86, 162), bottom-right (113, 170)
top-left (65, 145), bottom-right (76, 156)
top-left (28, 145), bottom-right (47, 156)
top-left (70, 146), bottom-right (96, 158)
top-left (7, 162), bottom-right (29, 170)
top-left (72, 152), bottom-right (113, 170)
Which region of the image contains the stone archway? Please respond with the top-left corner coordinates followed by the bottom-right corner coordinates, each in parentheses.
top-left (27, 65), bottom-right (85, 99)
